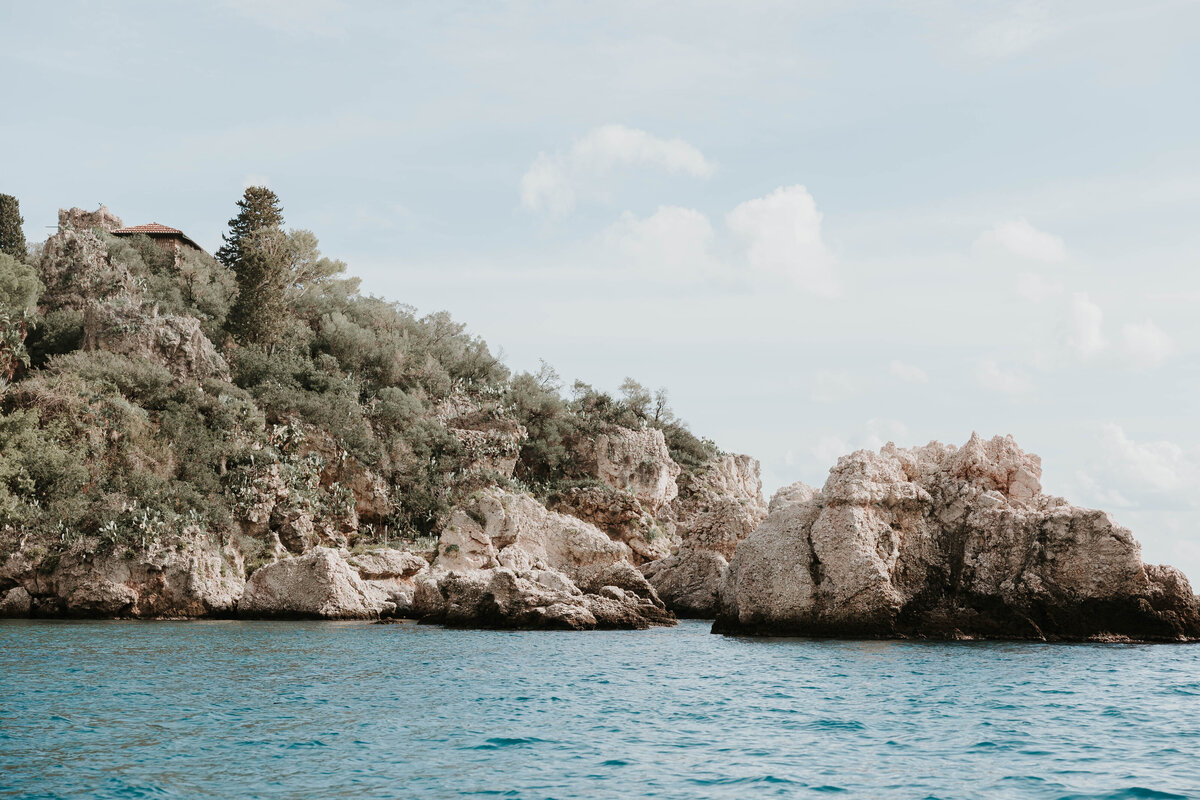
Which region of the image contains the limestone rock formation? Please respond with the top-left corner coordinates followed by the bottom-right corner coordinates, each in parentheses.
top-left (58, 206), bottom-right (123, 233)
top-left (434, 489), bottom-right (634, 579)
top-left (0, 528), bottom-right (245, 618)
top-left (642, 453), bottom-right (769, 617)
top-left (715, 434), bottom-right (1200, 641)
top-left (0, 586), bottom-right (31, 618)
top-left (347, 548), bottom-right (428, 615)
top-left (411, 489), bottom-right (674, 629)
top-left (572, 427), bottom-right (681, 512)
top-left (547, 486), bottom-right (670, 563)
top-left (768, 480), bottom-right (819, 513)
top-left (238, 547), bottom-right (391, 619)
top-left (83, 302), bottom-right (230, 381)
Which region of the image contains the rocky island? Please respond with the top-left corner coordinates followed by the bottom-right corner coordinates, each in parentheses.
top-left (1, 195), bottom-right (1196, 641)
top-left (716, 434), bottom-right (1200, 641)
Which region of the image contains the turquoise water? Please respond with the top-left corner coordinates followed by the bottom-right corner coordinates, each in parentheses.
top-left (1, 620), bottom-right (1198, 799)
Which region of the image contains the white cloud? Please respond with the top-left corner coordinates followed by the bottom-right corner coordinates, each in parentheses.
top-left (521, 124), bottom-right (714, 216)
top-left (726, 185), bottom-right (840, 296)
top-left (602, 206), bottom-right (718, 279)
top-left (1074, 424), bottom-right (1200, 509)
top-left (975, 359), bottom-right (1034, 396)
top-left (977, 217), bottom-right (1067, 263)
top-left (811, 369), bottom-right (862, 403)
top-left (1120, 320), bottom-right (1174, 368)
top-left (1015, 271), bottom-right (1064, 303)
top-left (811, 435), bottom-right (853, 467)
top-left (811, 418), bottom-right (912, 467)
top-left (889, 360), bottom-right (928, 384)
top-left (1065, 292), bottom-right (1106, 358)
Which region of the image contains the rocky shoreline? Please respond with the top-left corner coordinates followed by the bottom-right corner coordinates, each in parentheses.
top-left (2, 207), bottom-right (1197, 641)
top-left (5, 432), bottom-right (1198, 642)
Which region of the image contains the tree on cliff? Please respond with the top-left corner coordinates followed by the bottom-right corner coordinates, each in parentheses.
top-left (0, 252), bottom-right (42, 384)
top-left (215, 186), bottom-right (283, 269)
top-left (0, 194), bottom-right (28, 261)
top-left (227, 228), bottom-right (291, 346)
top-left (219, 187), bottom-right (287, 346)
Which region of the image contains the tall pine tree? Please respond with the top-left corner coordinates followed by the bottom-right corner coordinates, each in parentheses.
top-left (215, 186), bottom-right (283, 269)
top-left (219, 187), bottom-right (286, 345)
top-left (0, 194), bottom-right (28, 261)
top-left (228, 229), bottom-right (293, 346)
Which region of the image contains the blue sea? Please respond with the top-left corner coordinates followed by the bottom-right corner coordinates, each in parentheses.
top-left (1, 620), bottom-right (1198, 799)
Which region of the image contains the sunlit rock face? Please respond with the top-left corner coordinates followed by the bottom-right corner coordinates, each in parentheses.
top-left (715, 434), bottom-right (1200, 642)
top-left (411, 489), bottom-right (675, 630)
top-left (642, 453), bottom-right (769, 617)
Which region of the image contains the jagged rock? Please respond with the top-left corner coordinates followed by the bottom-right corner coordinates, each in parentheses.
top-left (238, 547), bottom-right (390, 619)
top-left (297, 426), bottom-right (392, 526)
top-left (412, 489), bottom-right (675, 630)
top-left (547, 486), bottom-right (670, 563)
top-left (413, 567), bottom-right (596, 630)
top-left (642, 453), bottom-right (769, 617)
top-left (434, 489), bottom-right (634, 581)
top-left (769, 481), bottom-right (819, 513)
top-left (271, 504), bottom-right (319, 554)
top-left (0, 586), bottom-right (32, 618)
top-left (412, 563), bottom-right (672, 631)
top-left (82, 302), bottom-right (230, 381)
top-left (642, 549), bottom-right (728, 618)
top-left (58, 206), bottom-right (123, 233)
top-left (2, 528), bottom-right (245, 618)
top-left (572, 427), bottom-right (681, 511)
top-left (715, 434), bottom-right (1200, 641)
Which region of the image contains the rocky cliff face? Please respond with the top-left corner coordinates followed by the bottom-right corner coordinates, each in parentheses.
top-left (642, 453), bottom-right (768, 617)
top-left (0, 527), bottom-right (244, 618)
top-left (571, 427), bottom-right (681, 512)
top-left (714, 434), bottom-right (1200, 641)
top-left (413, 488), bottom-right (674, 629)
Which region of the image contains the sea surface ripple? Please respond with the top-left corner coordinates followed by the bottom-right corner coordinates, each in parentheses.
top-left (1, 619), bottom-right (1198, 799)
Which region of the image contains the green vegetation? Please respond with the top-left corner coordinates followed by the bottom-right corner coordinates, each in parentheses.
top-left (0, 189), bottom-right (720, 560)
top-left (0, 252), bottom-right (42, 385)
top-left (0, 194), bottom-right (27, 261)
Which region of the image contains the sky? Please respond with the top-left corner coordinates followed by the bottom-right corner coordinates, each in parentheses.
top-left (3, 1), bottom-right (1200, 577)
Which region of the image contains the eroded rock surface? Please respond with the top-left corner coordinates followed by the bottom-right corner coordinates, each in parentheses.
top-left (642, 453), bottom-right (769, 617)
top-left (0, 528), bottom-right (245, 618)
top-left (83, 303), bottom-right (230, 381)
top-left (238, 547), bottom-right (389, 619)
top-left (572, 427), bottom-right (681, 512)
top-left (547, 486), bottom-right (670, 563)
top-left (715, 434), bottom-right (1200, 641)
top-left (411, 489), bottom-right (674, 630)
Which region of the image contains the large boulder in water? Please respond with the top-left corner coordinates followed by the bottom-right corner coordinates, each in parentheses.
top-left (238, 547), bottom-right (391, 619)
top-left (714, 434), bottom-right (1200, 641)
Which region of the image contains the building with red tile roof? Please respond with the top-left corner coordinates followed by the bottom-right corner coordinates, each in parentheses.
top-left (111, 222), bottom-right (205, 255)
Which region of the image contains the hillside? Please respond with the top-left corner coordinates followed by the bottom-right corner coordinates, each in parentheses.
top-left (0, 201), bottom-right (764, 625)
